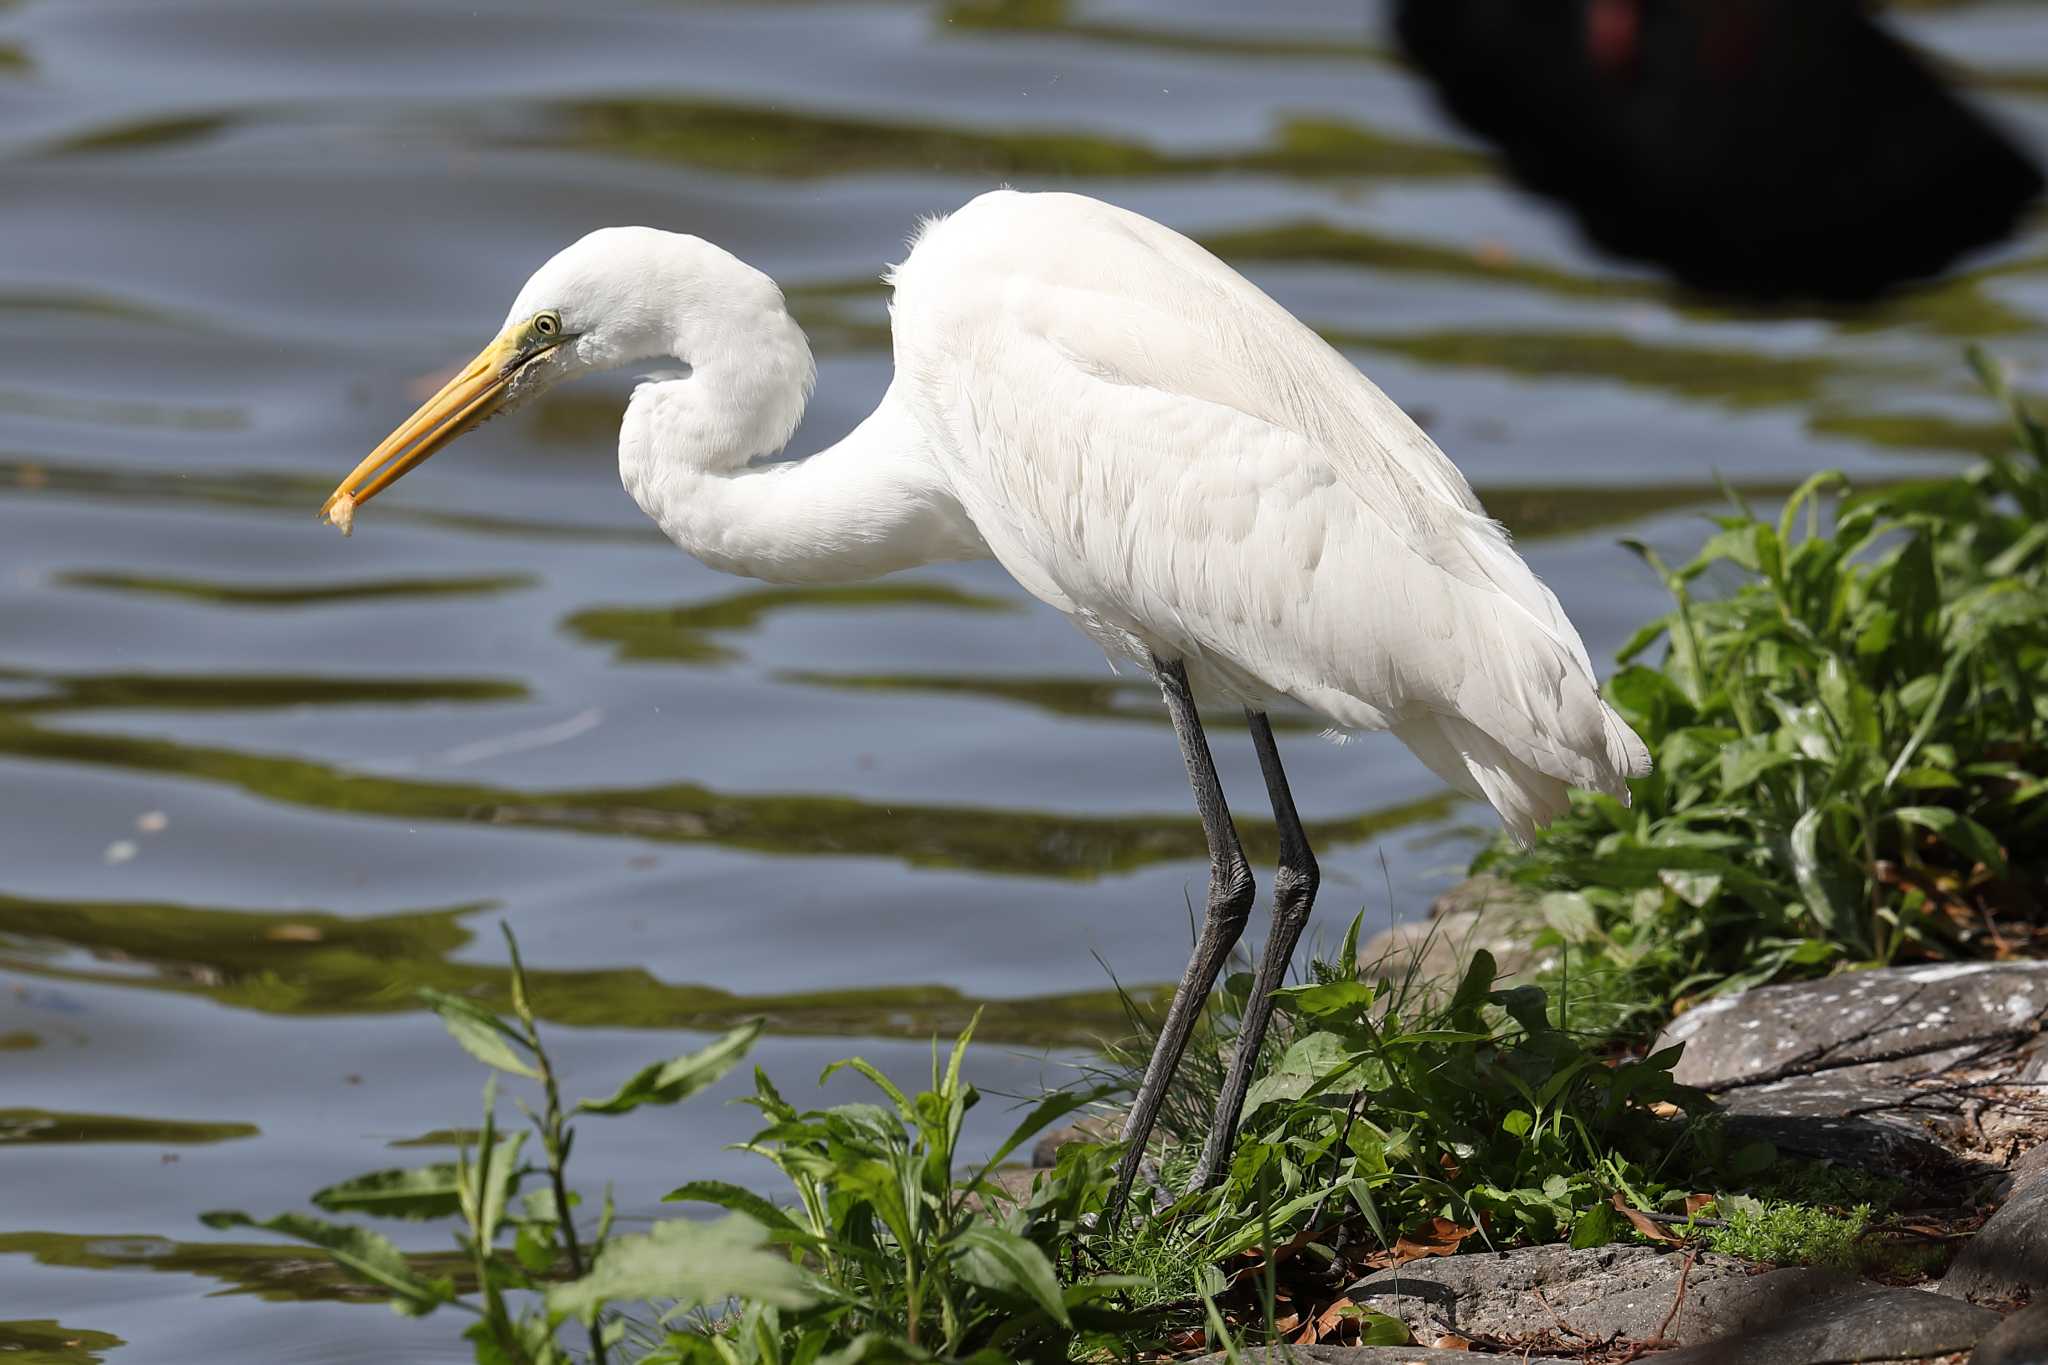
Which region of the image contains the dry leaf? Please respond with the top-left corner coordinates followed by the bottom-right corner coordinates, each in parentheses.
top-left (1611, 1193), bottom-right (1685, 1245)
top-left (1648, 1100), bottom-right (1682, 1119)
top-left (1439, 1151), bottom-right (1463, 1182)
top-left (1292, 1296), bottom-right (1359, 1345)
top-left (1684, 1193), bottom-right (1715, 1217)
top-left (1356, 1215), bottom-right (1480, 1271)
top-left (1432, 1334), bottom-right (1472, 1351)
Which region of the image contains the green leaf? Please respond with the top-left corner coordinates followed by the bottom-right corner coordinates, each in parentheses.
top-left (965, 1085), bottom-right (1115, 1190)
top-left (198, 1210), bottom-right (455, 1316)
top-left (1895, 806), bottom-right (2008, 875)
top-left (1570, 1201), bottom-right (1620, 1249)
top-left (464, 1125), bottom-right (525, 1248)
top-left (1540, 891), bottom-right (1601, 944)
top-left (1242, 1031), bottom-right (1356, 1114)
top-left (1789, 807), bottom-right (1845, 937)
top-left (312, 1162), bottom-right (465, 1220)
top-left (1357, 1310), bottom-right (1412, 1346)
top-left (546, 1214), bottom-right (813, 1325)
top-left (578, 1021), bottom-right (761, 1116)
top-left (1729, 1140), bottom-right (1777, 1176)
top-left (1270, 979), bottom-right (1375, 1017)
top-left (1658, 868), bottom-right (1723, 909)
top-left (1501, 1109), bottom-right (1533, 1138)
top-left (951, 1223), bottom-right (1071, 1326)
top-left (662, 1180), bottom-right (820, 1248)
top-left (418, 989), bottom-right (539, 1079)
top-left (818, 1055), bottom-right (913, 1117)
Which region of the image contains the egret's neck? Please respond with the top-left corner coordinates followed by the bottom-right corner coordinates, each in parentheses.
top-left (613, 248), bottom-right (983, 583)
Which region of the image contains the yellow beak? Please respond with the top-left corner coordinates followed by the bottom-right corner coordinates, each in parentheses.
top-left (319, 327), bottom-right (526, 535)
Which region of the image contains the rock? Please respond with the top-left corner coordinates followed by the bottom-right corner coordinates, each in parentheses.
top-left (1656, 962), bottom-right (2048, 1092)
top-left (1715, 1062), bottom-right (1970, 1179)
top-left (1357, 876), bottom-right (1546, 985)
top-left (1030, 1112), bottom-right (1124, 1168)
top-left (1644, 1286), bottom-right (1998, 1364)
top-left (1186, 1349), bottom-right (1572, 1365)
top-left (962, 1166), bottom-right (1039, 1214)
top-left (1973, 1300), bottom-right (2048, 1364)
top-left (1942, 1157), bottom-right (2048, 1303)
top-left (1347, 1244), bottom-right (1858, 1346)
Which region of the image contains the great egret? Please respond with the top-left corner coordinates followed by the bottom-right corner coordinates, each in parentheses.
top-left (320, 189), bottom-right (1649, 1224)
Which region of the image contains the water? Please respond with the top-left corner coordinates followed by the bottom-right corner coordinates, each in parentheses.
top-left (2, 0), bottom-right (2045, 1355)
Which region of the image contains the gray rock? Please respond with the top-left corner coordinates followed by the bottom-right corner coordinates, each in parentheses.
top-left (1656, 962), bottom-right (2048, 1092)
top-left (1187, 1350), bottom-right (1572, 1365)
top-left (1356, 876), bottom-right (1546, 985)
top-left (1030, 1112), bottom-right (1123, 1168)
top-left (1347, 1244), bottom-right (1858, 1346)
top-left (1942, 1158), bottom-right (2048, 1303)
top-left (1716, 1061), bottom-right (1970, 1178)
top-left (1973, 1301), bottom-right (2048, 1364)
top-left (1645, 1287), bottom-right (1998, 1364)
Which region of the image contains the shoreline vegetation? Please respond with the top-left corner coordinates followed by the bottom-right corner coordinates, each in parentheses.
top-left (208, 355), bottom-right (2046, 1362)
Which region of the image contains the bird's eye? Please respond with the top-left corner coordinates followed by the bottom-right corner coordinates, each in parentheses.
top-left (533, 312), bottom-right (561, 338)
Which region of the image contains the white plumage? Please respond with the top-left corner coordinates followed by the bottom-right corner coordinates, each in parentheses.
top-left (578, 190), bottom-right (1648, 841)
top-left (324, 186), bottom-right (1652, 1212)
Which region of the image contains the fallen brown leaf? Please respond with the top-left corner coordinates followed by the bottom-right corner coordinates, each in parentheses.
top-left (1358, 1215), bottom-right (1479, 1268)
top-left (1612, 1194), bottom-right (1685, 1245)
top-left (1432, 1334), bottom-right (1472, 1350)
top-left (1292, 1296), bottom-right (1361, 1346)
top-left (1684, 1193), bottom-right (1715, 1217)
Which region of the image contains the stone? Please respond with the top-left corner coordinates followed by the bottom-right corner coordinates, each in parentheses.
top-left (1346, 1244), bottom-right (1859, 1347)
top-left (1030, 1112), bottom-right (1124, 1168)
top-left (1187, 1349), bottom-right (1572, 1365)
top-left (1643, 1286), bottom-right (1998, 1364)
top-left (1941, 1158), bottom-right (2048, 1303)
top-left (1972, 1300), bottom-right (2048, 1364)
top-left (1656, 962), bottom-right (2048, 1092)
top-left (1356, 876), bottom-right (1547, 985)
top-left (1715, 1062), bottom-right (1970, 1179)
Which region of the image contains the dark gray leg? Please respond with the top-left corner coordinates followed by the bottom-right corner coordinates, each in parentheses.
top-left (1106, 656), bottom-right (1256, 1232)
top-left (1189, 710), bottom-right (1321, 1192)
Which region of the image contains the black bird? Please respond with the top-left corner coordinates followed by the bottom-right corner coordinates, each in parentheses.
top-left (1394, 0), bottom-right (2044, 301)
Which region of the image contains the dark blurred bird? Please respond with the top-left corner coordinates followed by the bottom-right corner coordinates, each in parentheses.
top-left (1394, 0), bottom-right (2044, 301)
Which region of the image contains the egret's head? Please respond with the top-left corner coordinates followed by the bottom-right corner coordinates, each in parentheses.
top-left (319, 227), bottom-right (699, 534)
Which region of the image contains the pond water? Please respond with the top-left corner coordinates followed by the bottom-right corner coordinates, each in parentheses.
top-left (2, 0), bottom-right (2046, 1357)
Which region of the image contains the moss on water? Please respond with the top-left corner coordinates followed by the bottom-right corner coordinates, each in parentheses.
top-left (937, 0), bottom-right (1394, 63)
top-left (1807, 409), bottom-right (2015, 458)
top-left (551, 98), bottom-right (1482, 181)
top-left (0, 667), bottom-right (526, 714)
top-left (0, 893), bottom-right (1149, 1045)
top-left (564, 582), bottom-right (1017, 665)
top-left (0, 1319), bottom-right (124, 1364)
top-left (0, 712), bottom-right (1452, 879)
top-left (0, 1110), bottom-right (259, 1147)
top-left (0, 1230), bottom-right (470, 1308)
top-left (1347, 328), bottom-right (1851, 409)
top-left (778, 670), bottom-right (1325, 732)
top-left (55, 571), bottom-right (537, 608)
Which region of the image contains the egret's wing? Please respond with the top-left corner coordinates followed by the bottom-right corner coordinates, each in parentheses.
top-left (890, 191), bottom-right (1647, 832)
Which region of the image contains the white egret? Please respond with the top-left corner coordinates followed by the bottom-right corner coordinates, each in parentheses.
top-left (320, 189), bottom-right (1649, 1224)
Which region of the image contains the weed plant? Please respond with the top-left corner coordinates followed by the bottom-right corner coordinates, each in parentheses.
top-left (1482, 349), bottom-right (2048, 1011)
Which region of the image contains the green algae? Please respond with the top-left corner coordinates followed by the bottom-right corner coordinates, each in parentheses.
top-left (55, 572), bottom-right (536, 608)
top-left (565, 581), bottom-right (1017, 666)
top-left (0, 1110), bottom-right (259, 1147)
